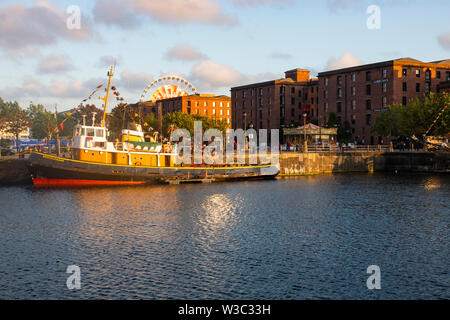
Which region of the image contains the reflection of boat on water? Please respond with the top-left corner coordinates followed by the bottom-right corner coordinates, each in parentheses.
top-left (26, 67), bottom-right (279, 187)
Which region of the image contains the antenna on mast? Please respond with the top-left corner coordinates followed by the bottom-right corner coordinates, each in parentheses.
top-left (99, 65), bottom-right (115, 127)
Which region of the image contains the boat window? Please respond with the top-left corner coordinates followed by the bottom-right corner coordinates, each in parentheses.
top-left (95, 129), bottom-right (104, 137)
top-left (87, 128), bottom-right (95, 137)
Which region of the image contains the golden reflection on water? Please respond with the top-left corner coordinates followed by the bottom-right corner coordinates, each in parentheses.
top-left (422, 177), bottom-right (443, 191)
top-left (200, 193), bottom-right (237, 232)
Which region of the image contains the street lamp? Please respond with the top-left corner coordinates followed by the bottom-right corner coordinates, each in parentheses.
top-left (303, 113), bottom-right (308, 152)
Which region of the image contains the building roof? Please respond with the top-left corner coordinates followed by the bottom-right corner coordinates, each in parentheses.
top-left (318, 57), bottom-right (450, 76)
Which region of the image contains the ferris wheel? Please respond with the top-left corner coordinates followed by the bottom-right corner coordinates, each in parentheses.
top-left (139, 75), bottom-right (198, 102)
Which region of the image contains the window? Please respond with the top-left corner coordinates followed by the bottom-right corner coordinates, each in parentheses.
top-left (220, 102), bottom-right (223, 107)
top-left (337, 76), bottom-right (342, 86)
top-left (352, 100), bottom-right (356, 110)
top-left (280, 95), bottom-right (285, 105)
top-left (324, 90), bottom-right (328, 99)
top-left (402, 97), bottom-right (407, 105)
top-left (187, 107), bottom-right (191, 114)
top-left (366, 71), bottom-right (371, 81)
top-left (383, 82), bottom-right (387, 93)
top-left (425, 70), bottom-right (431, 80)
top-left (337, 88), bottom-right (342, 98)
top-left (351, 87), bottom-right (356, 96)
top-left (416, 70), bottom-right (420, 78)
top-left (291, 97), bottom-right (295, 105)
top-left (204, 109), bottom-right (207, 115)
top-left (383, 69), bottom-right (387, 78)
top-left (95, 129), bottom-right (104, 137)
top-left (204, 102), bottom-right (207, 107)
top-left (243, 91), bottom-right (246, 98)
top-left (280, 86), bottom-right (285, 94)
top-left (352, 114), bottom-right (356, 124)
top-left (196, 109), bottom-right (199, 115)
top-left (416, 83), bottom-right (420, 92)
top-left (291, 108), bottom-right (295, 116)
top-left (402, 69), bottom-right (407, 77)
top-left (187, 101), bottom-right (191, 107)
top-left (87, 128), bottom-right (95, 137)
top-left (227, 110), bottom-right (230, 116)
top-left (324, 102), bottom-right (328, 111)
top-left (227, 102), bottom-right (230, 107)
top-left (325, 78), bottom-right (328, 86)
top-left (447, 71), bottom-right (450, 81)
top-left (212, 102), bottom-right (216, 107)
top-left (366, 114), bottom-right (371, 125)
top-left (425, 82), bottom-right (430, 94)
top-left (298, 90), bottom-right (302, 98)
top-left (220, 110), bottom-right (223, 115)
top-left (310, 87), bottom-right (313, 93)
top-left (382, 97), bottom-right (387, 107)
top-left (366, 84), bottom-right (371, 95)
top-left (212, 109), bottom-right (216, 115)
top-left (337, 102), bottom-right (342, 113)
top-left (436, 71), bottom-right (441, 79)
top-left (291, 87), bottom-right (295, 94)
top-left (402, 82), bottom-right (407, 92)
top-left (352, 74), bottom-right (356, 82)
top-left (366, 99), bottom-right (371, 110)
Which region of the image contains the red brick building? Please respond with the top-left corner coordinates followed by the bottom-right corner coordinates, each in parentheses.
top-left (318, 58), bottom-right (450, 145)
top-left (230, 69), bottom-right (319, 131)
top-left (129, 94), bottom-right (232, 126)
top-left (438, 80), bottom-right (450, 93)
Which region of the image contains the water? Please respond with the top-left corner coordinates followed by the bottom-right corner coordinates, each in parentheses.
top-left (0, 173), bottom-right (448, 299)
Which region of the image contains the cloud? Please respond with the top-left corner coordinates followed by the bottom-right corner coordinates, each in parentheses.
top-left (37, 54), bottom-right (73, 74)
top-left (232, 0), bottom-right (292, 6)
top-left (116, 70), bottom-right (154, 92)
top-left (96, 55), bottom-right (123, 68)
top-left (270, 52), bottom-right (292, 59)
top-left (0, 0), bottom-right (94, 57)
top-left (93, 0), bottom-right (237, 27)
top-left (327, 0), bottom-right (363, 12)
top-left (190, 60), bottom-right (245, 89)
top-left (189, 60), bottom-right (280, 91)
top-left (93, 0), bottom-right (141, 29)
top-left (165, 44), bottom-right (208, 61)
top-left (438, 31), bottom-right (450, 50)
top-left (326, 52), bottom-right (362, 70)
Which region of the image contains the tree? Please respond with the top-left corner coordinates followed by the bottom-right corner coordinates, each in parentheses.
top-left (373, 92), bottom-right (450, 138)
top-left (28, 103), bottom-right (57, 139)
top-left (0, 100), bottom-right (31, 151)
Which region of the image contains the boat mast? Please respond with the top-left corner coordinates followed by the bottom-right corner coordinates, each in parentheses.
top-left (99, 65), bottom-right (115, 127)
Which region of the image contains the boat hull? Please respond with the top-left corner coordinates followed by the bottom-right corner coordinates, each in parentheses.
top-left (26, 152), bottom-right (279, 187)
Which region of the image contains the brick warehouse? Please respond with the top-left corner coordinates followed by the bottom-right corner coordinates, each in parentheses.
top-left (129, 94), bottom-right (232, 126)
top-left (317, 58), bottom-right (450, 145)
top-left (230, 69), bottom-right (319, 132)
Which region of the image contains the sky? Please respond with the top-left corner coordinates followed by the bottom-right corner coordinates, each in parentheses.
top-left (0, 0), bottom-right (449, 112)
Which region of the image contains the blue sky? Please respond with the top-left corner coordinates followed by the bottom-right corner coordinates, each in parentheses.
top-left (0, 0), bottom-right (449, 112)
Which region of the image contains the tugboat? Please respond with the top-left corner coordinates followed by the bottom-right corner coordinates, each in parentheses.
top-left (26, 68), bottom-right (279, 187)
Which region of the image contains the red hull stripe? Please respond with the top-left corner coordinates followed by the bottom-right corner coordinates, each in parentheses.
top-left (33, 178), bottom-right (147, 187)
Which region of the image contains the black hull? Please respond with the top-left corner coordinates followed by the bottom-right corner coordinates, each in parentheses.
top-left (26, 152), bottom-right (279, 187)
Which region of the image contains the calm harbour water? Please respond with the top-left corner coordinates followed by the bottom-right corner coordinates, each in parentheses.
top-left (0, 173), bottom-right (448, 300)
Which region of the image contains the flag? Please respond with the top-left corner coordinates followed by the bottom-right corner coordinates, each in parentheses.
top-left (96, 84), bottom-right (103, 88)
top-left (60, 123), bottom-right (64, 131)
